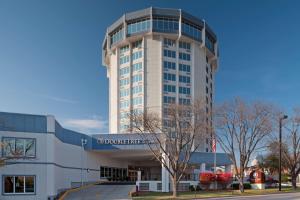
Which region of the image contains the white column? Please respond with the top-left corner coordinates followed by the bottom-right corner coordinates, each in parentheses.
top-left (161, 152), bottom-right (170, 192)
top-left (137, 170), bottom-right (142, 181)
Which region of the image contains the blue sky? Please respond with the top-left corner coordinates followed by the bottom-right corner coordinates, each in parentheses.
top-left (0, 0), bottom-right (299, 134)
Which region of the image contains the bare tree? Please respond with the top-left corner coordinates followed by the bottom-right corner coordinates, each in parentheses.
top-left (130, 100), bottom-right (209, 197)
top-left (281, 108), bottom-right (300, 189)
top-left (214, 98), bottom-right (274, 193)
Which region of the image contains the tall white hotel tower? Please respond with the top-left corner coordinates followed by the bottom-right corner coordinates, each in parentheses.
top-left (102, 7), bottom-right (218, 151)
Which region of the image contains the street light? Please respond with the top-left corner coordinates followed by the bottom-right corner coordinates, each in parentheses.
top-left (81, 138), bottom-right (87, 187)
top-left (279, 115), bottom-right (288, 191)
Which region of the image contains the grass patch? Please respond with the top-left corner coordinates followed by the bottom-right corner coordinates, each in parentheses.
top-left (132, 187), bottom-right (300, 200)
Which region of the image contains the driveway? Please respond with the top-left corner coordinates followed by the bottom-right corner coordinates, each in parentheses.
top-left (64, 184), bottom-right (134, 200)
top-left (205, 192), bottom-right (300, 200)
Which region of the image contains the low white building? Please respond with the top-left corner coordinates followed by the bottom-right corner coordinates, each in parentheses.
top-left (0, 111), bottom-right (231, 200)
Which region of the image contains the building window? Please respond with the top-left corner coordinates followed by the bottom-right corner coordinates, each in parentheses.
top-left (3, 175), bottom-right (35, 194)
top-left (179, 87), bottom-right (190, 95)
top-left (205, 34), bottom-right (215, 52)
top-left (164, 38), bottom-right (176, 47)
top-left (179, 41), bottom-right (191, 50)
top-left (163, 73), bottom-right (176, 81)
top-left (119, 66), bottom-right (130, 76)
top-left (163, 49), bottom-right (176, 58)
top-left (179, 75), bottom-right (191, 84)
top-left (152, 17), bottom-right (179, 33)
top-left (110, 27), bottom-right (124, 45)
top-left (163, 61), bottom-right (176, 70)
top-left (132, 74), bottom-right (142, 83)
top-left (179, 52), bottom-right (191, 61)
top-left (120, 100), bottom-right (130, 109)
top-left (120, 45), bottom-right (129, 54)
top-left (164, 84), bottom-right (176, 93)
top-left (163, 96), bottom-right (175, 104)
top-left (120, 88), bottom-right (130, 97)
top-left (181, 21), bottom-right (201, 41)
top-left (132, 51), bottom-right (143, 60)
top-left (133, 97), bottom-right (143, 106)
top-left (132, 62), bottom-right (143, 72)
top-left (120, 55), bottom-right (130, 64)
top-left (132, 40), bottom-right (142, 49)
top-left (119, 78), bottom-right (130, 86)
top-left (179, 64), bottom-right (191, 73)
top-left (2, 137), bottom-right (36, 158)
top-left (179, 98), bottom-right (191, 105)
top-left (127, 19), bottom-right (150, 36)
top-left (132, 85), bottom-right (143, 95)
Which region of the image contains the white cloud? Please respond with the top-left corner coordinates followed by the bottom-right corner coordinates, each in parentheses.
top-left (62, 116), bottom-right (108, 134)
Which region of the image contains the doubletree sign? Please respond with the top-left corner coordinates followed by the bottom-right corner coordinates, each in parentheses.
top-left (97, 138), bottom-right (149, 145)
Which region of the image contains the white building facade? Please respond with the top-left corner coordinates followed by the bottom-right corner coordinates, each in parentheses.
top-left (102, 7), bottom-right (218, 153)
top-left (0, 112), bottom-right (231, 199)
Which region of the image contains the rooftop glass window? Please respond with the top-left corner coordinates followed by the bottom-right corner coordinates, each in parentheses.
top-left (181, 21), bottom-right (201, 41)
top-left (127, 19), bottom-right (150, 36)
top-left (205, 34), bottom-right (215, 53)
top-left (153, 17), bottom-right (179, 33)
top-left (110, 27), bottom-right (124, 46)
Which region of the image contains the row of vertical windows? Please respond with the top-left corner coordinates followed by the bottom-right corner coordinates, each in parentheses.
top-left (120, 45), bottom-right (129, 54)
top-left (132, 51), bottom-right (143, 60)
top-left (164, 49), bottom-right (176, 58)
top-left (179, 63), bottom-right (191, 72)
top-left (153, 18), bottom-right (179, 33)
top-left (179, 87), bottom-right (191, 94)
top-left (132, 62), bottom-right (142, 72)
top-left (179, 75), bottom-right (191, 83)
top-left (179, 52), bottom-right (191, 61)
top-left (120, 100), bottom-right (130, 108)
top-left (132, 40), bottom-right (142, 49)
top-left (164, 85), bottom-right (176, 93)
top-left (163, 96), bottom-right (176, 104)
top-left (132, 74), bottom-right (143, 83)
top-left (111, 28), bottom-right (124, 45)
top-left (132, 85), bottom-right (143, 94)
top-left (120, 55), bottom-right (130, 64)
top-left (179, 41), bottom-right (191, 50)
top-left (120, 78), bottom-right (129, 86)
top-left (133, 96), bottom-right (143, 105)
top-left (120, 88), bottom-right (130, 97)
top-left (179, 98), bottom-right (191, 105)
top-left (119, 66), bottom-right (130, 76)
top-left (163, 61), bottom-right (176, 70)
top-left (163, 73), bottom-right (176, 81)
top-left (164, 38), bottom-right (176, 47)
top-left (181, 22), bottom-right (201, 41)
top-left (127, 20), bottom-right (150, 36)
top-left (2, 137), bottom-right (36, 158)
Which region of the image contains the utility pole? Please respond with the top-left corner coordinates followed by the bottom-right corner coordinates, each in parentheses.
top-left (279, 115), bottom-right (288, 191)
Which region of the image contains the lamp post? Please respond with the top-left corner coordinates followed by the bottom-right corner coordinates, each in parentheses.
top-left (279, 115), bottom-right (288, 191)
top-left (81, 138), bottom-right (87, 187)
